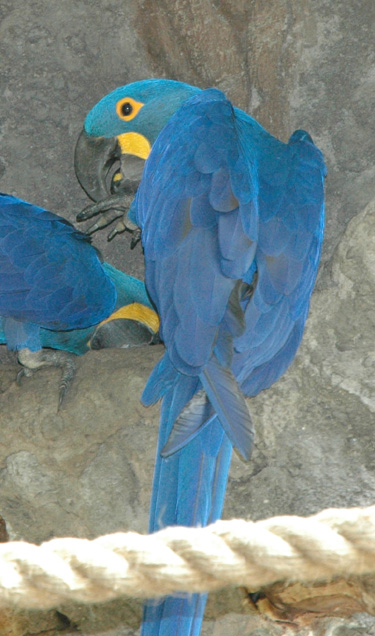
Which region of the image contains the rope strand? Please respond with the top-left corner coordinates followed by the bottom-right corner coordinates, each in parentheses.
top-left (1, 505), bottom-right (375, 609)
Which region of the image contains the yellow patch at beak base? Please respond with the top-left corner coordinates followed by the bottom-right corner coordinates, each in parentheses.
top-left (117, 132), bottom-right (151, 160)
top-left (96, 303), bottom-right (160, 333)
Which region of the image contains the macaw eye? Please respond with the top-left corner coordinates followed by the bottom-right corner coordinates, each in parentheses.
top-left (116, 97), bottom-right (144, 122)
top-left (121, 102), bottom-right (133, 116)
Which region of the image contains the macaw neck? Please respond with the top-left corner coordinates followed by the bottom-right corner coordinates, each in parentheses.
top-left (140, 84), bottom-right (202, 145)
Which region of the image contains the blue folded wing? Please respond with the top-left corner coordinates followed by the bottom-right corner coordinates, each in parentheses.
top-left (0, 194), bottom-right (116, 350)
top-left (231, 124), bottom-right (326, 394)
top-left (136, 89), bottom-right (259, 379)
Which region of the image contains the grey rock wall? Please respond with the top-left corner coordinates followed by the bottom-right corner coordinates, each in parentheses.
top-left (0, 1), bottom-right (375, 635)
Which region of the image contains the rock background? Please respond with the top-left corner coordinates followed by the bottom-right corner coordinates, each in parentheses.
top-left (0, 1), bottom-right (375, 635)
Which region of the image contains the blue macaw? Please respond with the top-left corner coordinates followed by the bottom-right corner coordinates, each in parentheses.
top-left (0, 193), bottom-right (159, 402)
top-left (74, 79), bottom-right (326, 636)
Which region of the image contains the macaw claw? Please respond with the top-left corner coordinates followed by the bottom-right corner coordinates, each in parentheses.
top-left (17, 348), bottom-right (78, 410)
top-left (77, 193), bottom-right (140, 242)
top-left (16, 367), bottom-right (33, 383)
top-left (86, 210), bottom-right (123, 235)
top-left (107, 219), bottom-right (128, 241)
top-left (130, 228), bottom-right (142, 249)
top-left (76, 194), bottom-right (130, 222)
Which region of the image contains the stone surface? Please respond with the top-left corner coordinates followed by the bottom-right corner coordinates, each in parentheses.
top-left (1, 1), bottom-right (374, 273)
top-left (0, 1), bottom-right (375, 635)
top-left (0, 204), bottom-right (374, 634)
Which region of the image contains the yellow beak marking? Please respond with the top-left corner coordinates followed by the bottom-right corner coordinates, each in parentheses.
top-left (97, 303), bottom-right (160, 333)
top-left (117, 132), bottom-right (151, 160)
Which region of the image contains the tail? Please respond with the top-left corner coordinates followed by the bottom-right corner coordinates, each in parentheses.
top-left (141, 379), bottom-right (233, 636)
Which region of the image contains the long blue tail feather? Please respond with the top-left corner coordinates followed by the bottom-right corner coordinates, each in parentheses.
top-left (142, 379), bottom-right (233, 636)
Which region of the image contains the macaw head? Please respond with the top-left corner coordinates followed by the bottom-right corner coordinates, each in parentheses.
top-left (75, 79), bottom-right (201, 201)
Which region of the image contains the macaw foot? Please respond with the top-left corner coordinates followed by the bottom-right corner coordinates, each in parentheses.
top-left (17, 348), bottom-right (77, 409)
top-left (76, 193), bottom-right (138, 241)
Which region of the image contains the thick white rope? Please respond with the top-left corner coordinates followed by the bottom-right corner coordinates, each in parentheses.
top-left (1, 505), bottom-right (375, 609)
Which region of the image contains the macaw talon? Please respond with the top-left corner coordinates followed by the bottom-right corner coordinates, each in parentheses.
top-left (130, 227), bottom-right (142, 249)
top-left (76, 192), bottom-right (139, 242)
top-left (16, 366), bottom-right (33, 384)
top-left (107, 219), bottom-right (128, 241)
top-left (76, 194), bottom-right (128, 222)
top-left (57, 354), bottom-right (77, 410)
top-left (86, 210), bottom-right (123, 235)
top-left (17, 348), bottom-right (78, 410)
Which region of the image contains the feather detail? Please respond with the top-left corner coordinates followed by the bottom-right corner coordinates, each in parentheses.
top-left (200, 353), bottom-right (254, 461)
top-left (162, 390), bottom-right (214, 456)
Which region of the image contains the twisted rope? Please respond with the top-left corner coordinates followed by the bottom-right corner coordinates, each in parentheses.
top-left (1, 505), bottom-right (375, 609)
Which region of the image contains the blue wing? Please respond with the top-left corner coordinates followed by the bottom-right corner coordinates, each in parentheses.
top-left (0, 194), bottom-right (116, 350)
top-left (137, 90), bottom-right (257, 374)
top-left (232, 126), bottom-right (325, 395)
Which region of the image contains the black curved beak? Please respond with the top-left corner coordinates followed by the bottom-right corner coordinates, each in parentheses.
top-left (74, 129), bottom-right (120, 202)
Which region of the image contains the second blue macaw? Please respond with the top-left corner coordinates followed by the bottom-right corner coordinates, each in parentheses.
top-left (75, 79), bottom-right (326, 636)
top-left (0, 193), bottom-right (159, 403)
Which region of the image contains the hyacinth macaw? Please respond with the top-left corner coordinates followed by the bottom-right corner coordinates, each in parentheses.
top-left (0, 193), bottom-right (159, 403)
top-left (75, 79), bottom-right (326, 635)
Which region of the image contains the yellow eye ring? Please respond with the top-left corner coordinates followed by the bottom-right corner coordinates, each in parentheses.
top-left (116, 97), bottom-right (144, 122)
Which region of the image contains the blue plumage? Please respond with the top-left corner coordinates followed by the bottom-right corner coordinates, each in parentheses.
top-left (0, 193), bottom-right (116, 351)
top-left (0, 194), bottom-right (158, 363)
top-left (76, 80), bottom-right (326, 636)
